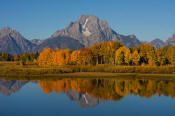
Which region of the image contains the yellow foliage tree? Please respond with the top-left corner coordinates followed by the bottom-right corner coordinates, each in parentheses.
top-left (71, 50), bottom-right (81, 65)
top-left (131, 50), bottom-right (140, 65)
top-left (115, 46), bottom-right (131, 65)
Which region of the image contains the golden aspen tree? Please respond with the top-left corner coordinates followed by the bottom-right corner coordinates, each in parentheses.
top-left (115, 46), bottom-right (131, 65)
top-left (63, 49), bottom-right (71, 65)
top-left (52, 48), bottom-right (71, 66)
top-left (71, 50), bottom-right (81, 65)
top-left (131, 50), bottom-right (140, 65)
top-left (124, 48), bottom-right (131, 65)
top-left (115, 47), bottom-right (125, 65)
top-left (38, 48), bottom-right (54, 66)
top-left (79, 48), bottom-right (92, 65)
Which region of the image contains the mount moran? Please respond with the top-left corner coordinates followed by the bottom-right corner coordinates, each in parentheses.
top-left (0, 15), bottom-right (173, 55)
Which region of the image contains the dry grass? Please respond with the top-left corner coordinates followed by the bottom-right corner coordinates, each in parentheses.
top-left (0, 62), bottom-right (175, 77)
top-left (0, 61), bottom-right (17, 67)
top-left (70, 64), bottom-right (175, 74)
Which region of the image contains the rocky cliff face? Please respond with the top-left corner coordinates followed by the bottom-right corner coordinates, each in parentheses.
top-left (52, 15), bottom-right (141, 48)
top-left (0, 27), bottom-right (35, 55)
top-left (30, 39), bottom-right (44, 45)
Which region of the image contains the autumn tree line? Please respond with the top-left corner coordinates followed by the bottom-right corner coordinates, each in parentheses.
top-left (37, 41), bottom-right (175, 66)
top-left (1, 41), bottom-right (175, 66)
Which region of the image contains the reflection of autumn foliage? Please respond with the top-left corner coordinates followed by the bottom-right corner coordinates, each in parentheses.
top-left (39, 78), bottom-right (175, 101)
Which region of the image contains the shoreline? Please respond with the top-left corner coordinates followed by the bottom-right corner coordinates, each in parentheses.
top-left (1, 62), bottom-right (175, 80)
top-left (1, 72), bottom-right (175, 81)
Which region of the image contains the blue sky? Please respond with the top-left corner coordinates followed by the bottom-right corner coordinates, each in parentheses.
top-left (0, 0), bottom-right (175, 41)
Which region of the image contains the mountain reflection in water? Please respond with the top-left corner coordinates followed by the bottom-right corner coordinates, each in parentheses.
top-left (0, 77), bottom-right (175, 108)
top-left (0, 79), bottom-right (27, 96)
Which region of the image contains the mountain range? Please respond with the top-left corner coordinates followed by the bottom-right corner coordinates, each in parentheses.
top-left (149, 34), bottom-right (175, 49)
top-left (0, 27), bottom-right (35, 55)
top-left (0, 15), bottom-right (174, 55)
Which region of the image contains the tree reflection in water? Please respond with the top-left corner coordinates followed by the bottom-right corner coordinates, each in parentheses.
top-left (39, 78), bottom-right (175, 107)
top-left (0, 77), bottom-right (175, 108)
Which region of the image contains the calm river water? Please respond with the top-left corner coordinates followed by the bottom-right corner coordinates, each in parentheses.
top-left (0, 77), bottom-right (175, 116)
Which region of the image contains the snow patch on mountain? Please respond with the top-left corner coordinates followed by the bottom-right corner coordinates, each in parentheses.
top-left (82, 19), bottom-right (91, 36)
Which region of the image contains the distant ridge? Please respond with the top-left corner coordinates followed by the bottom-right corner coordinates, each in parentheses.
top-left (0, 15), bottom-right (174, 54)
top-left (0, 27), bottom-right (35, 55)
top-left (150, 34), bottom-right (175, 48)
top-left (150, 39), bottom-right (165, 49)
top-left (34, 36), bottom-right (84, 52)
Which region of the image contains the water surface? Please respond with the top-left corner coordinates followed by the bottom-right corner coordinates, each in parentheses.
top-left (0, 76), bottom-right (175, 116)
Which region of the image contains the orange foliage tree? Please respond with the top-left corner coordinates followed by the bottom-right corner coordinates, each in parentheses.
top-left (38, 48), bottom-right (54, 66)
top-left (38, 48), bottom-right (71, 66)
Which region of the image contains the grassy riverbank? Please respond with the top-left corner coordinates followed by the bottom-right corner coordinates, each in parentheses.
top-left (0, 62), bottom-right (175, 77)
top-left (1, 72), bottom-right (175, 81)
